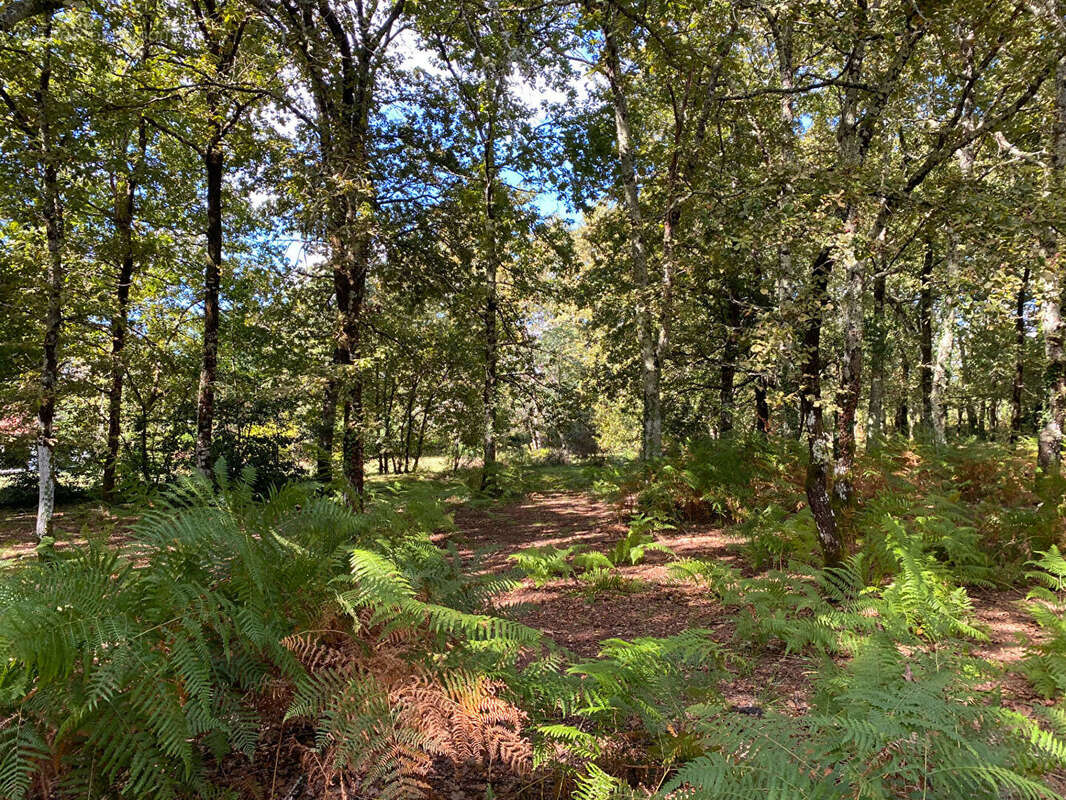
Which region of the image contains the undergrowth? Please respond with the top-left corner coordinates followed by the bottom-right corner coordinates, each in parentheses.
top-left (3, 440), bottom-right (1066, 799)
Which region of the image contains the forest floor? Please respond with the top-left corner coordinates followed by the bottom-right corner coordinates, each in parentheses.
top-left (1, 486), bottom-right (1059, 797)
top-left (447, 490), bottom-right (1050, 717)
top-left (0, 489), bottom-right (1050, 714)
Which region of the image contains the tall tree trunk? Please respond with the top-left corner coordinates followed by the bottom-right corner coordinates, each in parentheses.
top-left (919, 242), bottom-right (935, 434)
top-left (833, 212), bottom-right (864, 506)
top-left (402, 378), bottom-right (418, 473)
top-left (827, 25), bottom-right (869, 516)
top-left (801, 247), bottom-right (841, 567)
top-left (931, 234), bottom-right (958, 446)
top-left (1011, 265), bottom-right (1030, 442)
top-left (481, 113), bottom-right (500, 490)
top-left (1039, 54), bottom-right (1066, 472)
top-left (602, 14), bottom-right (661, 461)
top-left (35, 23), bottom-right (60, 542)
top-left (867, 268), bottom-right (888, 442)
top-left (195, 144), bottom-right (223, 473)
top-left (102, 121), bottom-right (146, 499)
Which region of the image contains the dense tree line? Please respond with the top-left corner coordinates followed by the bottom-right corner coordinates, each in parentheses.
top-left (1, 0), bottom-right (1064, 566)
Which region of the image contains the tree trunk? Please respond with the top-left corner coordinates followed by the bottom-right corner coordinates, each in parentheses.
top-left (919, 242), bottom-right (934, 434)
top-left (413, 390), bottom-right (433, 471)
top-left (402, 378), bottom-right (418, 473)
top-left (195, 145), bottom-right (223, 474)
top-left (481, 113), bottom-right (499, 490)
top-left (833, 211), bottom-right (864, 506)
top-left (1011, 265), bottom-right (1030, 442)
top-left (102, 122), bottom-right (145, 499)
top-left (1039, 54), bottom-right (1066, 472)
top-left (602, 14), bottom-right (661, 461)
top-left (931, 235), bottom-right (958, 446)
top-left (754, 378), bottom-right (770, 435)
top-left (801, 247), bottom-right (841, 567)
top-left (35, 25), bottom-right (60, 542)
top-left (867, 269), bottom-right (888, 442)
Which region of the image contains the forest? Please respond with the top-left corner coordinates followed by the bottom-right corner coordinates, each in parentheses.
top-left (3, 0), bottom-right (1066, 796)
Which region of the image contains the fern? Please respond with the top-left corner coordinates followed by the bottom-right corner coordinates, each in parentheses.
top-left (666, 637), bottom-right (1066, 800)
top-left (0, 473), bottom-right (539, 800)
top-left (1021, 547), bottom-right (1066, 697)
top-left (609, 513), bottom-right (675, 566)
top-left (509, 545), bottom-right (576, 586)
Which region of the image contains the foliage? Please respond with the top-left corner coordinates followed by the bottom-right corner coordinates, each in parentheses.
top-left (0, 473), bottom-right (539, 799)
top-left (608, 513), bottom-right (675, 566)
top-left (667, 639), bottom-right (1066, 800)
top-left (1022, 546), bottom-right (1066, 698)
top-left (509, 545), bottom-right (577, 587)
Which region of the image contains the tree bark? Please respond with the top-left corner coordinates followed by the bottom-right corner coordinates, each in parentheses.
top-left (931, 235), bottom-right (957, 446)
top-left (1039, 53), bottom-right (1066, 472)
top-left (316, 362), bottom-right (340, 482)
top-left (754, 379), bottom-right (770, 435)
top-left (602, 12), bottom-right (661, 461)
top-left (195, 144), bottom-right (223, 474)
top-left (102, 121), bottom-right (146, 499)
top-left (801, 247), bottom-right (841, 567)
top-left (481, 109), bottom-right (499, 490)
top-left (867, 269), bottom-right (888, 442)
top-left (413, 390), bottom-right (433, 471)
top-left (896, 345), bottom-right (911, 436)
top-left (719, 290), bottom-right (740, 434)
top-left (35, 19), bottom-right (60, 542)
top-left (1011, 265), bottom-right (1030, 442)
top-left (919, 242), bottom-right (935, 434)
top-left (833, 211), bottom-right (864, 506)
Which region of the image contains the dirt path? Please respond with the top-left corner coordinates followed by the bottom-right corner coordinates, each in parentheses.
top-left (450, 492), bottom-right (815, 714)
top-left (449, 490), bottom-right (1050, 716)
top-left (0, 503), bottom-right (138, 560)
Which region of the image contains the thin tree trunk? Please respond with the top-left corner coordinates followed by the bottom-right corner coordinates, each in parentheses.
top-left (1011, 265), bottom-right (1030, 441)
top-left (931, 235), bottom-right (958, 446)
top-left (137, 405), bottom-right (150, 483)
top-left (316, 360), bottom-right (340, 482)
top-left (35, 22), bottom-right (60, 542)
top-left (919, 242), bottom-right (935, 434)
top-left (867, 268), bottom-right (888, 443)
top-left (195, 144), bottom-right (223, 474)
top-left (402, 377), bottom-right (418, 473)
top-left (602, 13), bottom-right (661, 461)
top-left (1039, 54), bottom-right (1066, 472)
top-left (801, 247), bottom-right (841, 567)
top-left (481, 114), bottom-right (499, 490)
top-left (102, 121), bottom-right (146, 499)
top-left (413, 390), bottom-right (433, 471)
top-left (754, 379), bottom-right (770, 435)
top-left (833, 211), bottom-right (865, 506)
